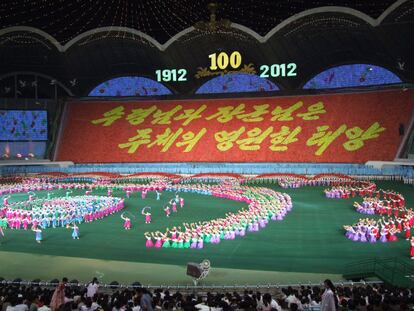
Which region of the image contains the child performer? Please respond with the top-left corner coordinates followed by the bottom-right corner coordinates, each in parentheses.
top-left (67, 223), bottom-right (80, 239)
top-left (144, 211), bottom-right (151, 224)
top-left (32, 227), bottom-right (42, 243)
top-left (121, 213), bottom-right (131, 230)
top-left (156, 190), bottom-right (161, 201)
top-left (164, 205), bottom-right (171, 217)
top-left (144, 232), bottom-right (154, 248)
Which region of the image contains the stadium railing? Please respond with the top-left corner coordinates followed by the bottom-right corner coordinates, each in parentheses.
top-left (0, 162), bottom-right (413, 181)
top-left (0, 279), bottom-right (381, 291)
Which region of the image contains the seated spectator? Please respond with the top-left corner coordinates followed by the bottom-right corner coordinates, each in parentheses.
top-left (285, 290), bottom-right (303, 310)
top-left (28, 295), bottom-right (39, 311)
top-left (262, 293), bottom-right (281, 311)
top-left (5, 295), bottom-right (17, 311)
top-left (135, 288), bottom-right (152, 311)
top-left (14, 296), bottom-right (28, 311)
top-left (37, 297), bottom-right (51, 311)
top-left (310, 294), bottom-right (320, 307)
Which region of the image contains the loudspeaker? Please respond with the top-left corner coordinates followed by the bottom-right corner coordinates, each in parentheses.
top-left (186, 262), bottom-right (202, 278)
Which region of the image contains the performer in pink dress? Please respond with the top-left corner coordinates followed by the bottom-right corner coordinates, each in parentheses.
top-left (144, 212), bottom-right (151, 224)
top-left (2, 195), bottom-right (10, 207)
top-left (154, 232), bottom-right (162, 248)
top-left (164, 205), bottom-right (171, 217)
top-left (144, 232), bottom-right (154, 248)
top-left (121, 213), bottom-right (131, 230)
top-left (404, 221), bottom-right (411, 240)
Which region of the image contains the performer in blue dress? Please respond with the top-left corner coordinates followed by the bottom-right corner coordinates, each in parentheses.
top-left (68, 224), bottom-right (80, 239)
top-left (32, 227), bottom-right (42, 243)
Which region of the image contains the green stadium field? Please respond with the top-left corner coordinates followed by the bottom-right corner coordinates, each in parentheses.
top-left (0, 181), bottom-right (413, 285)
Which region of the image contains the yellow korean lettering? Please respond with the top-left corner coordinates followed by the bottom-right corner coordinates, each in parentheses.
top-left (148, 128), bottom-right (184, 152)
top-left (214, 127), bottom-right (246, 151)
top-left (118, 128), bottom-right (152, 154)
top-left (176, 128), bottom-right (207, 152)
top-left (236, 127), bottom-right (273, 151)
top-left (91, 106), bottom-right (125, 126)
top-left (343, 122), bottom-right (386, 151)
top-left (269, 126), bottom-right (302, 151)
top-left (236, 104), bottom-right (270, 122)
top-left (126, 106), bottom-right (157, 125)
top-left (306, 124), bottom-right (347, 156)
top-left (271, 102), bottom-right (303, 121)
top-left (296, 101), bottom-right (326, 121)
top-left (151, 105), bottom-right (183, 125)
top-left (174, 105), bottom-right (207, 126)
top-left (205, 104), bottom-right (245, 123)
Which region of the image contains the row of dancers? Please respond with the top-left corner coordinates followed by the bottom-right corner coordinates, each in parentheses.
top-left (1, 196), bottom-right (124, 230)
top-left (343, 216), bottom-right (414, 243)
top-left (353, 197), bottom-right (406, 217)
top-left (143, 182), bottom-right (293, 249)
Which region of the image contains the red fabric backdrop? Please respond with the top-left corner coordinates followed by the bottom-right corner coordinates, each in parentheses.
top-left (56, 89), bottom-right (414, 163)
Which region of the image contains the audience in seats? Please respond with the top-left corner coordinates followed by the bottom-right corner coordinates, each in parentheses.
top-left (2, 279), bottom-right (414, 311)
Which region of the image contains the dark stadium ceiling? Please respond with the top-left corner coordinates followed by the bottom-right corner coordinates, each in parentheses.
top-left (0, 0), bottom-right (413, 97)
top-left (0, 0), bottom-right (404, 44)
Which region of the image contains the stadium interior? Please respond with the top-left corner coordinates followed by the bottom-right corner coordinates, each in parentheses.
top-left (1, 1), bottom-right (414, 310)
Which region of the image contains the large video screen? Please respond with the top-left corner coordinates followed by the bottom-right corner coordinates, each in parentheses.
top-left (0, 110), bottom-right (48, 141)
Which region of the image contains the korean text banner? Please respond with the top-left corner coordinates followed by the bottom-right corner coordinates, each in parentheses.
top-left (56, 90), bottom-right (414, 163)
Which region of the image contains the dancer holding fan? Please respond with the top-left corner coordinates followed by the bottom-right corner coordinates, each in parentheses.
top-left (121, 213), bottom-right (132, 230)
top-left (141, 207), bottom-right (152, 224)
top-left (67, 223), bottom-right (80, 239)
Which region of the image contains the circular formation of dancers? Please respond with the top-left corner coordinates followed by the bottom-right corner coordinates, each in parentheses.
top-left (143, 181), bottom-right (292, 249)
top-left (0, 173), bottom-right (413, 258)
top-left (321, 180), bottom-right (414, 258)
top-left (0, 195), bottom-right (124, 242)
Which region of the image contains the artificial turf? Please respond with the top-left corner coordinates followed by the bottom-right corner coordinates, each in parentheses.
top-left (0, 181), bottom-right (413, 284)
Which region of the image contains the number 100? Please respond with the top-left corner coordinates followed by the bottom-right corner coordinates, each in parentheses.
top-left (209, 51), bottom-right (242, 70)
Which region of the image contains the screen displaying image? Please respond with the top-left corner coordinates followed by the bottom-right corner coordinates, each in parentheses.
top-left (0, 110), bottom-right (48, 141)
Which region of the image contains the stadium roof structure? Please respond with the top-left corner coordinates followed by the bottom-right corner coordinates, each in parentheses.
top-left (0, 0), bottom-right (413, 96)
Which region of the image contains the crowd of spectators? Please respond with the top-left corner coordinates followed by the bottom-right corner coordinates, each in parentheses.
top-left (1, 278), bottom-right (413, 311)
